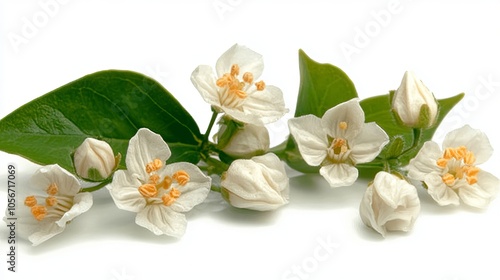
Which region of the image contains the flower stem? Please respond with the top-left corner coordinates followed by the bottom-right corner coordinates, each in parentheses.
top-left (203, 108), bottom-right (219, 145)
top-left (399, 128), bottom-right (423, 157)
top-left (211, 185), bottom-right (222, 193)
top-left (80, 177), bottom-right (113, 192)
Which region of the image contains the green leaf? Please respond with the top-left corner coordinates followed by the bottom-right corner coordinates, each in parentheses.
top-left (360, 92), bottom-right (465, 166)
top-left (0, 70), bottom-right (202, 173)
top-left (285, 50), bottom-right (358, 173)
top-left (294, 49), bottom-right (358, 118)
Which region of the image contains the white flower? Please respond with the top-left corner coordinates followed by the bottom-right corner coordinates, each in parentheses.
top-left (217, 121), bottom-right (270, 158)
top-left (191, 44), bottom-right (288, 125)
top-left (73, 138), bottom-right (117, 181)
top-left (359, 171), bottom-right (421, 237)
top-left (392, 71), bottom-right (439, 128)
top-left (288, 99), bottom-right (389, 187)
top-left (6, 164), bottom-right (93, 246)
top-left (408, 125), bottom-right (499, 208)
top-left (107, 128), bottom-right (211, 237)
top-left (221, 153), bottom-right (289, 211)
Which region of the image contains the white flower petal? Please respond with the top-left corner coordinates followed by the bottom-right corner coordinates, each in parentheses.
top-left (215, 44), bottom-right (264, 79)
top-left (190, 65), bottom-right (221, 108)
top-left (107, 170), bottom-right (146, 212)
top-left (163, 163), bottom-right (211, 213)
top-left (288, 115), bottom-right (328, 166)
top-left (126, 128), bottom-right (171, 177)
top-left (442, 125), bottom-right (493, 164)
top-left (424, 173), bottom-right (460, 206)
top-left (31, 164), bottom-right (81, 195)
top-left (135, 205), bottom-right (187, 237)
top-left (319, 163), bottom-right (358, 187)
top-left (360, 172), bottom-right (420, 237)
top-left (221, 154), bottom-right (289, 211)
top-left (359, 185), bottom-right (387, 236)
top-left (55, 192), bottom-right (93, 227)
top-left (407, 141), bottom-right (443, 181)
top-left (458, 171), bottom-right (499, 208)
top-left (321, 99), bottom-right (364, 139)
top-left (349, 122), bottom-right (389, 164)
top-left (28, 219), bottom-right (65, 246)
top-left (242, 85), bottom-right (288, 124)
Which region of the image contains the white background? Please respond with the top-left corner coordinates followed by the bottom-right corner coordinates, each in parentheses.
top-left (1, 0), bottom-right (500, 279)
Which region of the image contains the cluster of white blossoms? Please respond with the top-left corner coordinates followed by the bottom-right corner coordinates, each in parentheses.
top-left (6, 45), bottom-right (498, 245)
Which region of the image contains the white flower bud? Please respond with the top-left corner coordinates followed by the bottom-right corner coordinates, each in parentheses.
top-left (74, 138), bottom-right (116, 181)
top-left (359, 171), bottom-right (420, 237)
top-left (218, 122), bottom-right (270, 158)
top-left (221, 153), bottom-right (289, 211)
top-left (392, 71), bottom-right (439, 128)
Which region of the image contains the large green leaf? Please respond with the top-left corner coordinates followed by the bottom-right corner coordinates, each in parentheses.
top-left (294, 49), bottom-right (358, 118)
top-left (0, 70), bottom-right (202, 173)
top-left (285, 50), bottom-right (358, 173)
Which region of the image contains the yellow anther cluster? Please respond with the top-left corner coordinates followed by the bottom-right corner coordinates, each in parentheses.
top-left (139, 159), bottom-right (189, 206)
top-left (255, 80), bottom-right (266, 91)
top-left (216, 64), bottom-right (267, 100)
top-left (173, 170), bottom-right (190, 186)
top-left (437, 146), bottom-right (480, 186)
top-left (162, 188), bottom-right (181, 206)
top-left (146, 159), bottom-right (163, 174)
top-left (24, 183), bottom-right (62, 221)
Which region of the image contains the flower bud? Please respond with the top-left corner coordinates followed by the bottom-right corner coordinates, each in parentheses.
top-left (217, 121), bottom-right (270, 158)
top-left (359, 171), bottom-right (420, 237)
top-left (221, 153), bottom-right (289, 211)
top-left (392, 71), bottom-right (438, 128)
top-left (73, 138), bottom-right (117, 181)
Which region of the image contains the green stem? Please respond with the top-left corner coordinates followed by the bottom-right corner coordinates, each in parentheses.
top-left (205, 156), bottom-right (230, 175)
top-left (80, 177), bottom-right (113, 192)
top-left (401, 128), bottom-right (422, 156)
top-left (203, 108), bottom-right (219, 145)
top-left (211, 185), bottom-right (222, 193)
top-left (269, 139), bottom-right (288, 160)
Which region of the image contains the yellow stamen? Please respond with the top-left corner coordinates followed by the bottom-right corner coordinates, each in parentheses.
top-left (149, 174), bottom-right (160, 184)
top-left (138, 184), bottom-right (158, 198)
top-left (45, 196), bottom-right (58, 207)
top-left (31, 205), bottom-right (48, 221)
top-left (46, 183), bottom-right (58, 196)
top-left (24, 196), bottom-right (37, 207)
top-left (230, 64), bottom-right (240, 76)
top-left (339, 121), bottom-right (348, 130)
top-left (436, 158), bottom-right (448, 168)
top-left (466, 166), bottom-right (480, 177)
top-left (146, 158), bottom-right (163, 173)
top-left (466, 176), bottom-right (478, 185)
top-left (232, 89), bottom-right (247, 99)
top-left (333, 138), bottom-right (346, 149)
top-left (216, 73), bottom-right (231, 87)
top-left (243, 72), bottom-right (253, 83)
top-left (173, 170), bottom-right (190, 186)
top-left (464, 151), bottom-right (476, 165)
top-left (442, 173), bottom-right (456, 186)
top-left (161, 188), bottom-right (181, 206)
top-left (255, 80), bottom-right (266, 91)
